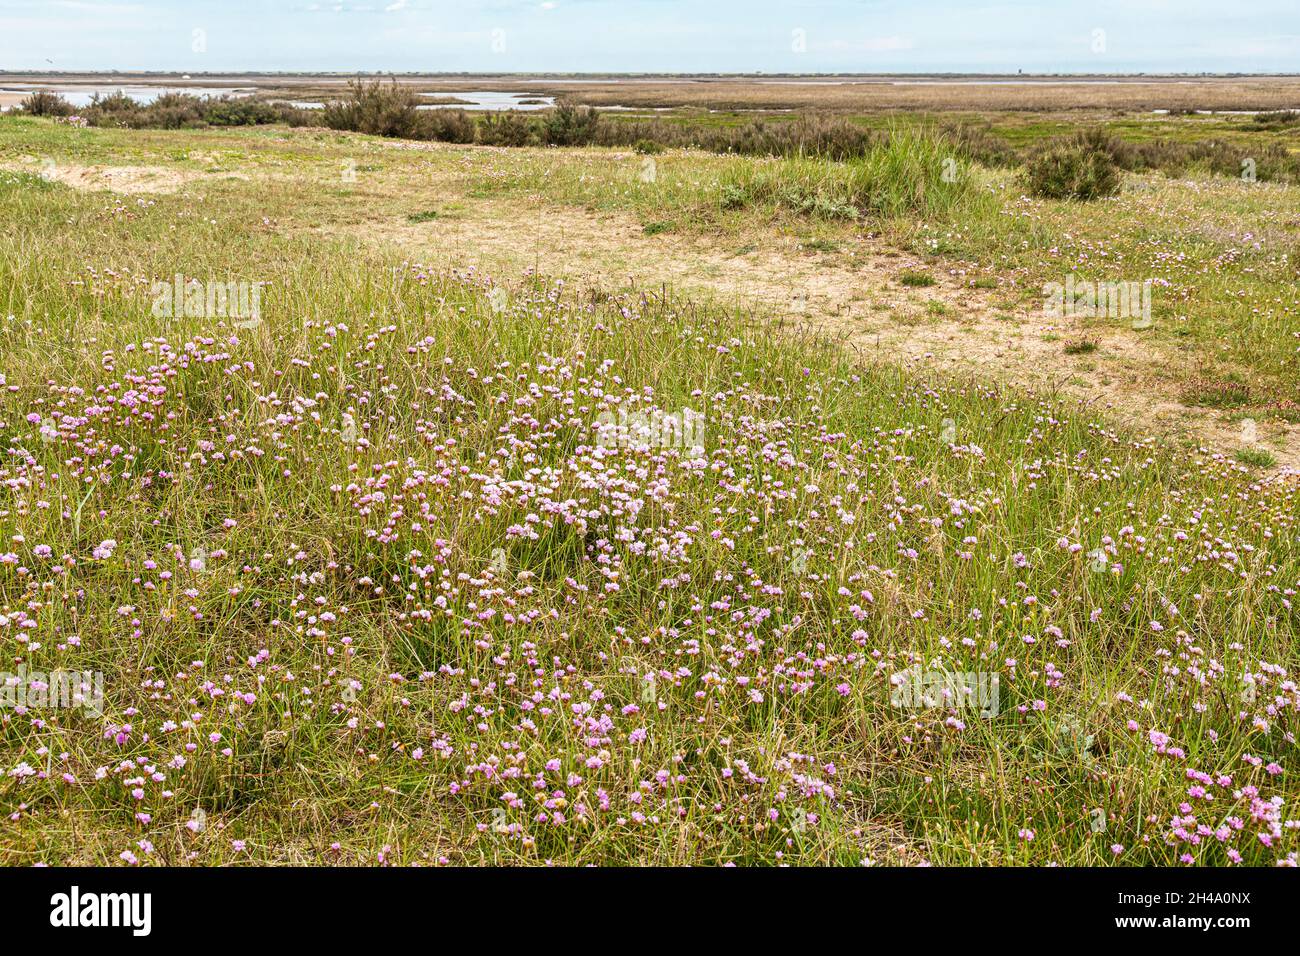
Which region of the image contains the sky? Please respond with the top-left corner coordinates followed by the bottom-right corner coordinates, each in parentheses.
top-left (0, 0), bottom-right (1297, 74)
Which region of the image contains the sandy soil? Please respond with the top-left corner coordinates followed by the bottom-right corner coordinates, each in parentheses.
top-left (0, 159), bottom-right (243, 194)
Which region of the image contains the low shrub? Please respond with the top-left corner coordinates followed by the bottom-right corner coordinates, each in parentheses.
top-left (477, 111), bottom-right (537, 147)
top-left (419, 108), bottom-right (476, 144)
top-left (542, 104), bottom-right (602, 146)
top-left (19, 91), bottom-right (75, 117)
top-left (1027, 136), bottom-right (1122, 201)
top-left (323, 79), bottom-right (423, 139)
top-left (76, 90), bottom-right (312, 130)
top-left (205, 98), bottom-right (285, 127)
top-left (1251, 110), bottom-right (1300, 130)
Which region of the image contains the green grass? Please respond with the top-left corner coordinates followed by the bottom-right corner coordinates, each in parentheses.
top-left (1181, 379), bottom-right (1253, 410)
top-left (1236, 447), bottom-right (1279, 468)
top-left (85, 107), bottom-right (1284, 409)
top-left (0, 115), bottom-right (1297, 867)
top-left (716, 129), bottom-right (988, 221)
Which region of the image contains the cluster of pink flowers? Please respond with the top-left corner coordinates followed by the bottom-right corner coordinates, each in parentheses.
top-left (0, 266), bottom-right (1295, 865)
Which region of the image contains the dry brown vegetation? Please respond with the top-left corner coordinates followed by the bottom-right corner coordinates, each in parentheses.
top-left (5, 72), bottom-right (1300, 112)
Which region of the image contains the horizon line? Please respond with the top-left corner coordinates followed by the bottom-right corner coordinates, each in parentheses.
top-left (4, 70), bottom-right (1299, 78)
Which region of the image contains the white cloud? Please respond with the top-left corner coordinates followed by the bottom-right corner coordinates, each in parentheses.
top-left (385, 0), bottom-right (408, 10)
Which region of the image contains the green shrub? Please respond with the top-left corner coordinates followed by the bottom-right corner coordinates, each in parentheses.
top-left (81, 91), bottom-right (142, 126)
top-left (477, 111), bottom-right (537, 147)
top-left (941, 121), bottom-right (1018, 168)
top-left (19, 91), bottom-right (74, 117)
top-left (1027, 138), bottom-right (1122, 201)
top-left (542, 104), bottom-right (602, 146)
top-left (131, 92), bottom-right (206, 129)
top-left (87, 91), bottom-right (140, 113)
top-left (204, 98), bottom-right (283, 127)
top-left (722, 115), bottom-right (877, 161)
top-left (78, 91), bottom-right (311, 131)
top-left (323, 79), bottom-right (423, 139)
top-left (588, 114), bottom-right (878, 159)
top-left (418, 108), bottom-right (476, 144)
top-left (1192, 141), bottom-right (1298, 183)
top-left (1251, 110), bottom-right (1300, 130)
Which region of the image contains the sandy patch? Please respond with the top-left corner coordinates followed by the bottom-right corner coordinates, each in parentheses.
top-left (2, 159), bottom-right (203, 195)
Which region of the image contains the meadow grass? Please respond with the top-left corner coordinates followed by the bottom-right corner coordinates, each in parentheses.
top-left (0, 115), bottom-right (1297, 866)
top-left (715, 129), bottom-right (987, 221)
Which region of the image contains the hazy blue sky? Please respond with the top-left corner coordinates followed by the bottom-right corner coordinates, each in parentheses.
top-left (1, 0), bottom-right (1297, 73)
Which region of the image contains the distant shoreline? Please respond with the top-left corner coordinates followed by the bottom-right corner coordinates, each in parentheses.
top-left (3, 71), bottom-right (1298, 82)
top-left (5, 72), bottom-right (1298, 114)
